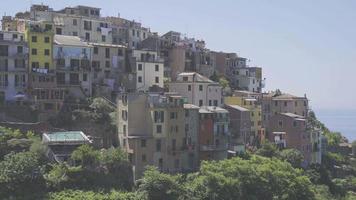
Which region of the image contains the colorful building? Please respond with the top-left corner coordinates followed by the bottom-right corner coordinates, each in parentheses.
top-left (26, 21), bottom-right (54, 71)
top-left (224, 95), bottom-right (265, 145)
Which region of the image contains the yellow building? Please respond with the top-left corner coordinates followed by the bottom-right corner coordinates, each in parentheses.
top-left (25, 21), bottom-right (66, 120)
top-left (225, 96), bottom-right (265, 145)
top-left (26, 21), bottom-right (54, 71)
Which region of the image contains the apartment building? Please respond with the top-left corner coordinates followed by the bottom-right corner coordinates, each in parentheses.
top-left (26, 21), bottom-right (66, 119)
top-left (168, 72), bottom-right (222, 107)
top-left (30, 5), bottom-right (113, 44)
top-left (198, 106), bottom-right (229, 161)
top-left (107, 17), bottom-right (150, 48)
top-left (131, 49), bottom-right (164, 92)
top-left (117, 92), bottom-right (198, 179)
top-left (53, 34), bottom-right (93, 98)
top-left (0, 31), bottom-right (28, 104)
top-left (183, 104), bottom-right (200, 170)
top-left (90, 43), bottom-right (126, 98)
top-left (225, 104), bottom-right (251, 153)
top-left (268, 113), bottom-right (320, 165)
top-left (224, 95), bottom-right (264, 145)
top-left (262, 90), bottom-right (309, 136)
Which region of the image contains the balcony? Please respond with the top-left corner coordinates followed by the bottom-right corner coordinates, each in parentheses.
top-left (200, 144), bottom-right (228, 151)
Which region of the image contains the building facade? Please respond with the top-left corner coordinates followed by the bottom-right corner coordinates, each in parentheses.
top-left (225, 104), bottom-right (251, 153)
top-left (131, 49), bottom-right (164, 92)
top-left (268, 113), bottom-right (321, 165)
top-left (0, 31), bottom-right (28, 104)
top-left (168, 72), bottom-right (222, 107)
top-left (198, 106), bottom-right (229, 161)
top-left (117, 93), bottom-right (198, 179)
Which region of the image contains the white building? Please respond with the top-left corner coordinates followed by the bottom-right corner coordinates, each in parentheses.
top-left (0, 31), bottom-right (28, 104)
top-left (168, 72), bottom-right (222, 107)
top-left (132, 50), bottom-right (164, 92)
top-left (30, 5), bottom-right (113, 44)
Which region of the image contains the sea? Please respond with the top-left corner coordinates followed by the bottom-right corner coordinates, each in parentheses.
top-left (314, 109), bottom-right (356, 142)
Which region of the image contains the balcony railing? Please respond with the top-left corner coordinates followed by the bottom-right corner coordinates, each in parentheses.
top-left (200, 144), bottom-right (228, 151)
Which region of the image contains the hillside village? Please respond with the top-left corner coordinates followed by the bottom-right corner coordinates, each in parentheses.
top-left (0, 4), bottom-right (355, 200)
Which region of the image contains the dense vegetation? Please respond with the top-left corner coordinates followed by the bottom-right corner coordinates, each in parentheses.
top-left (0, 109), bottom-right (355, 199)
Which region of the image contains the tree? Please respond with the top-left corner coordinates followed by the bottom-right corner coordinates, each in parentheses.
top-left (71, 145), bottom-right (100, 168)
top-left (278, 149), bottom-right (304, 168)
top-left (219, 77), bottom-right (229, 89)
top-left (187, 156), bottom-right (316, 200)
top-left (137, 166), bottom-right (185, 200)
top-left (256, 141), bottom-right (279, 158)
top-left (0, 151), bottom-right (45, 197)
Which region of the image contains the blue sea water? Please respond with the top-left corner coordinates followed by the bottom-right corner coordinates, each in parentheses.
top-left (315, 109), bottom-right (356, 142)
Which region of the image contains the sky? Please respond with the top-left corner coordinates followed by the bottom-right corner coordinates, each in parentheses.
top-left (1, 0), bottom-right (356, 110)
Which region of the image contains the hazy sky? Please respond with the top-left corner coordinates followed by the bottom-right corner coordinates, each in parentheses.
top-left (2, 0), bottom-right (356, 110)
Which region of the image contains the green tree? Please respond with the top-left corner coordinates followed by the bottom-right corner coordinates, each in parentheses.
top-left (278, 149), bottom-right (304, 168)
top-left (137, 166), bottom-right (185, 200)
top-left (187, 156), bottom-right (316, 200)
top-left (256, 141), bottom-right (279, 158)
top-left (0, 151), bottom-right (45, 198)
top-left (71, 145), bottom-right (100, 168)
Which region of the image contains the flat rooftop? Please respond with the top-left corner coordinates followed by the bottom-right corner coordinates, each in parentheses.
top-left (43, 131), bottom-right (91, 144)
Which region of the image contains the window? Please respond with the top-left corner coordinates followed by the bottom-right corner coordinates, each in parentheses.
top-left (118, 49), bottom-right (123, 56)
top-left (45, 63), bottom-right (49, 69)
top-left (138, 76), bottom-right (142, 83)
top-left (12, 34), bottom-right (18, 39)
top-left (213, 100), bottom-right (218, 106)
top-left (199, 100), bottom-right (203, 106)
top-left (15, 59), bottom-right (25, 68)
top-left (83, 73), bottom-right (87, 81)
top-left (31, 36), bottom-right (37, 42)
top-left (141, 139), bottom-right (146, 147)
top-left (209, 100), bottom-right (212, 106)
top-left (132, 29), bottom-right (135, 36)
top-left (73, 19), bottom-right (77, 25)
top-left (295, 102), bottom-right (298, 107)
top-left (94, 47), bottom-right (98, 54)
top-left (154, 111), bottom-right (164, 123)
top-left (102, 35), bottom-right (106, 42)
top-left (105, 61), bottom-right (110, 68)
top-left (199, 85), bottom-right (203, 91)
top-left (31, 48), bottom-right (37, 55)
top-left (142, 154), bottom-right (146, 162)
top-left (156, 125), bottom-right (162, 133)
top-left (44, 37), bottom-right (50, 43)
top-left (188, 85), bottom-right (191, 91)
top-left (72, 32), bottom-right (78, 36)
top-left (284, 101), bottom-right (287, 107)
top-left (155, 65), bottom-right (159, 71)
top-left (44, 49), bottom-right (50, 56)
top-left (155, 77), bottom-right (159, 83)
top-left (278, 120), bottom-right (283, 127)
top-left (275, 101), bottom-right (278, 106)
top-left (105, 48), bottom-right (110, 58)
top-left (183, 76), bottom-right (188, 81)
top-left (0, 33), bottom-right (3, 40)
top-left (45, 24), bottom-right (52, 31)
top-left (17, 46), bottom-right (23, 53)
top-left (85, 33), bottom-right (90, 41)
top-left (56, 28), bottom-right (62, 35)
top-left (84, 20), bottom-right (92, 30)
top-left (293, 121), bottom-right (297, 127)
top-left (304, 101), bottom-right (307, 106)
top-left (138, 64), bottom-right (142, 71)
top-left (31, 62), bottom-right (39, 68)
top-left (172, 139), bottom-right (176, 150)
top-left (156, 139), bottom-right (161, 152)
